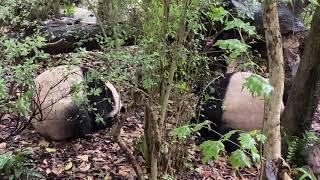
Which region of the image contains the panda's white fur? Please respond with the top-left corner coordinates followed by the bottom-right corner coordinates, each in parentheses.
top-left (105, 81), bottom-right (122, 118)
top-left (32, 65), bottom-right (86, 141)
top-left (222, 72), bottom-right (265, 131)
top-left (194, 71), bottom-right (284, 152)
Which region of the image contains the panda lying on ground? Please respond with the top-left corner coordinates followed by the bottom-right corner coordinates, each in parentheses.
top-left (31, 65), bottom-right (122, 141)
top-left (193, 72), bottom-right (284, 152)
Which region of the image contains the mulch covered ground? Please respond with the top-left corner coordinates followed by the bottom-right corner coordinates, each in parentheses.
top-left (0, 106), bottom-right (258, 180)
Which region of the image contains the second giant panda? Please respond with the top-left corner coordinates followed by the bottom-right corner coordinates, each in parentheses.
top-left (31, 65), bottom-right (122, 141)
top-left (193, 72), bottom-right (284, 152)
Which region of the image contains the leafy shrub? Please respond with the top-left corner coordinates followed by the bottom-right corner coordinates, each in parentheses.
top-left (172, 121), bottom-right (266, 169)
top-left (0, 149), bottom-right (43, 180)
top-left (0, 0), bottom-right (39, 28)
top-left (0, 34), bottom-right (48, 118)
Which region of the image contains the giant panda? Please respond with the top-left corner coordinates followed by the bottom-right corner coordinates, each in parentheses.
top-left (31, 65), bottom-right (122, 141)
top-left (193, 71), bottom-right (284, 152)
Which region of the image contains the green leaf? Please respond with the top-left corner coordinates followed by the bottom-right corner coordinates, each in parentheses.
top-left (0, 154), bottom-right (10, 169)
top-left (243, 74), bottom-right (273, 99)
top-left (220, 130), bottom-right (237, 142)
top-left (92, 87), bottom-right (102, 96)
top-left (176, 82), bottom-right (189, 92)
top-left (0, 78), bottom-right (8, 99)
top-left (238, 133), bottom-right (257, 150)
top-left (207, 6), bottom-right (229, 23)
top-left (192, 120), bottom-right (211, 132)
top-left (173, 125), bottom-right (192, 139)
top-left (14, 167), bottom-right (23, 178)
top-left (200, 140), bottom-right (225, 163)
top-left (309, 0), bottom-right (319, 6)
top-left (295, 167), bottom-right (317, 180)
top-left (16, 90), bottom-right (33, 117)
top-left (250, 148), bottom-right (260, 163)
top-left (214, 39), bottom-right (249, 58)
top-left (143, 77), bottom-right (156, 90)
top-left (229, 149), bottom-right (252, 169)
top-left (256, 134), bottom-right (267, 143)
top-left (95, 115), bottom-right (105, 125)
top-left (225, 18), bottom-right (256, 36)
top-left (303, 131), bottom-right (320, 144)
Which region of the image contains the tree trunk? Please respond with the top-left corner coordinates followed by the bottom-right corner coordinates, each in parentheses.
top-left (262, 0), bottom-right (284, 160)
top-left (281, 5), bottom-right (320, 136)
top-left (97, 0), bottom-right (113, 24)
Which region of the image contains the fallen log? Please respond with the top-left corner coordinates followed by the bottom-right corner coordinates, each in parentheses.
top-left (40, 18), bottom-right (102, 54)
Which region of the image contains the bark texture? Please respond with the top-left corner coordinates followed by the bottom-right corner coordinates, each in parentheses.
top-left (281, 5), bottom-right (320, 136)
top-left (262, 1), bottom-right (284, 159)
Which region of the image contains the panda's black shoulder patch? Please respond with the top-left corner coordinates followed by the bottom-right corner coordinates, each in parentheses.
top-left (81, 67), bottom-right (114, 132)
top-left (192, 72), bottom-right (235, 139)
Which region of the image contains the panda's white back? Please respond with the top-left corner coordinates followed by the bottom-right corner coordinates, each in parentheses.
top-left (222, 72), bottom-right (265, 131)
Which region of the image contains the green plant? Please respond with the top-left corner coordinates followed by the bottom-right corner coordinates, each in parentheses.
top-left (285, 131), bottom-right (320, 166)
top-left (0, 149), bottom-right (43, 180)
top-left (294, 0), bottom-right (319, 29)
top-left (60, 1), bottom-right (76, 16)
top-left (172, 122), bottom-right (266, 169)
top-left (0, 34), bottom-right (48, 117)
top-left (0, 0), bottom-right (39, 28)
top-left (294, 167), bottom-right (317, 180)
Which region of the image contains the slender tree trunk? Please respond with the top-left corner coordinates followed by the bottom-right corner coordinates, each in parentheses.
top-left (281, 5), bottom-right (320, 136)
top-left (262, 0), bottom-right (284, 160)
top-left (159, 0), bottom-right (170, 106)
top-left (97, 0), bottom-right (113, 24)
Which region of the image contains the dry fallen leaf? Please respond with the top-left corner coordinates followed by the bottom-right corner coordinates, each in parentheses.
top-left (45, 168), bottom-right (51, 174)
top-left (92, 157), bottom-right (105, 162)
top-left (114, 158), bottom-right (125, 164)
top-left (0, 142), bottom-right (6, 149)
top-left (78, 162), bottom-right (91, 172)
top-left (20, 141), bottom-right (30, 145)
top-left (52, 164), bottom-right (64, 175)
top-left (39, 140), bottom-right (50, 147)
top-left (118, 169), bottom-right (129, 177)
top-left (0, 124), bottom-right (6, 129)
top-left (102, 164), bottom-right (110, 171)
top-left (118, 166), bottom-right (131, 177)
top-left (77, 154), bottom-right (89, 162)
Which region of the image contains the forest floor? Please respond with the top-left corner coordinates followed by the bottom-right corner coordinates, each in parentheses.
top-left (1, 49), bottom-right (320, 179)
top-left (0, 105), bottom-right (258, 179)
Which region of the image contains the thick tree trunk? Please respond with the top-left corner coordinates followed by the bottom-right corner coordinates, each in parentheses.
top-left (281, 5), bottom-right (320, 136)
top-left (262, 0), bottom-right (284, 160)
